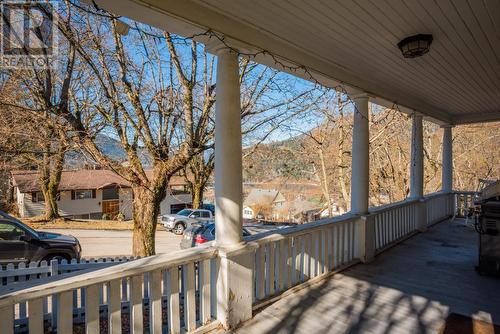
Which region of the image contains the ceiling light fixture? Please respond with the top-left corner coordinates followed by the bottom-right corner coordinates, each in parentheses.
top-left (397, 34), bottom-right (433, 58)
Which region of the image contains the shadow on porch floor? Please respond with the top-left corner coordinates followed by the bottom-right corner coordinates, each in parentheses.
top-left (234, 219), bottom-right (500, 334)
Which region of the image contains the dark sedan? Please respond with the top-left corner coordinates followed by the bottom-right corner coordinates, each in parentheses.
top-left (180, 222), bottom-right (251, 249)
top-left (0, 211), bottom-right (81, 264)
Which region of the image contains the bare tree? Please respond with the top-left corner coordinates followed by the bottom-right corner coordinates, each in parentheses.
top-left (46, 4), bottom-right (218, 255)
top-left (0, 37), bottom-right (76, 219)
top-left (184, 57), bottom-right (320, 208)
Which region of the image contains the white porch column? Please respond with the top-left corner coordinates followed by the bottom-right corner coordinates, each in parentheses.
top-left (410, 113), bottom-right (424, 199)
top-left (213, 48), bottom-right (254, 330)
top-left (214, 48), bottom-right (243, 247)
top-left (350, 93), bottom-right (370, 214)
top-left (441, 125), bottom-right (453, 193)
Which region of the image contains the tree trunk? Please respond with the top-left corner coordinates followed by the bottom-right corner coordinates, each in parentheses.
top-left (40, 132), bottom-right (65, 221)
top-left (131, 186), bottom-right (161, 256)
top-left (191, 183), bottom-right (204, 209)
top-left (131, 166), bottom-right (169, 256)
top-left (42, 182), bottom-right (60, 220)
top-left (318, 148), bottom-right (332, 216)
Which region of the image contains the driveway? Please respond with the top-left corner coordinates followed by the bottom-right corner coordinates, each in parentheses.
top-left (41, 229), bottom-right (182, 258)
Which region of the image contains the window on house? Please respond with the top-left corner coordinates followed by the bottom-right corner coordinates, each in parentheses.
top-left (31, 192), bottom-right (44, 203)
top-left (170, 185), bottom-right (189, 194)
top-left (31, 191), bottom-right (61, 202)
top-left (71, 189), bottom-right (96, 200)
top-left (244, 209), bottom-right (253, 215)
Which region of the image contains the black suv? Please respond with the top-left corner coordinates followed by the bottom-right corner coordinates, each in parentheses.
top-left (0, 211), bottom-right (81, 264)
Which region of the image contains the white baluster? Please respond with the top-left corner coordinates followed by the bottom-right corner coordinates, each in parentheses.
top-left (168, 267), bottom-right (180, 334)
top-left (85, 284), bottom-right (99, 334)
top-left (130, 275), bottom-right (143, 334)
top-left (108, 279), bottom-right (121, 334)
top-left (58, 291), bottom-right (73, 334)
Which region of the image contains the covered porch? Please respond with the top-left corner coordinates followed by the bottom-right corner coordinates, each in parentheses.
top-left (1, 0), bottom-right (500, 333)
top-left (237, 217), bottom-right (500, 334)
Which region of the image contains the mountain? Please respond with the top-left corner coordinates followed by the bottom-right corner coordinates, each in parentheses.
top-left (243, 134), bottom-right (312, 182)
top-left (65, 135), bottom-right (152, 168)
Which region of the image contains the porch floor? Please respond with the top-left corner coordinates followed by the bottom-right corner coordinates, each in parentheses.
top-left (235, 219), bottom-right (500, 334)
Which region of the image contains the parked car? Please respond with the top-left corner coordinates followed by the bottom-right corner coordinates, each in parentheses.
top-left (201, 203), bottom-right (215, 215)
top-left (180, 222), bottom-right (251, 249)
top-left (0, 211), bottom-right (81, 264)
top-left (160, 209), bottom-right (214, 235)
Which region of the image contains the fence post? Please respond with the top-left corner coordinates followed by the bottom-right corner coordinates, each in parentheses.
top-left (50, 259), bottom-right (59, 277)
top-left (357, 215), bottom-right (375, 263)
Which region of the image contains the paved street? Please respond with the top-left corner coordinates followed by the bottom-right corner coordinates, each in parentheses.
top-left (41, 229), bottom-right (182, 258)
top-left (42, 224), bottom-right (285, 258)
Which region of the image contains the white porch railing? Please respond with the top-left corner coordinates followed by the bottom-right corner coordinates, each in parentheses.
top-left (369, 199), bottom-right (419, 253)
top-left (0, 191), bottom-right (461, 333)
top-left (1, 257), bottom-right (141, 331)
top-left (425, 192), bottom-right (455, 226)
top-left (0, 247), bottom-right (218, 334)
top-left (249, 214), bottom-right (360, 306)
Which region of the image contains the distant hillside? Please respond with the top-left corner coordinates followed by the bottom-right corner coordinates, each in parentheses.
top-left (65, 135), bottom-right (152, 168)
top-left (243, 134), bottom-right (312, 182)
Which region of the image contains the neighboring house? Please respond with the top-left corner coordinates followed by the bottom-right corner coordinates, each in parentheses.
top-left (271, 199), bottom-right (346, 223)
top-left (11, 170), bottom-right (192, 220)
top-left (242, 188), bottom-right (286, 220)
top-left (275, 198), bottom-right (320, 223)
top-left (243, 207), bottom-right (255, 220)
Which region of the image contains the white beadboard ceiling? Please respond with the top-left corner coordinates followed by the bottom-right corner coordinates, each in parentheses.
top-left (97, 0), bottom-right (500, 125)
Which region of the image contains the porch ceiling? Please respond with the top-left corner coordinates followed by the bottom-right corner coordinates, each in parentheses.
top-left (96, 0), bottom-right (500, 125)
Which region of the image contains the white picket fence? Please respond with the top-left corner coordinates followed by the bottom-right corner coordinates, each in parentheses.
top-left (1, 257), bottom-right (140, 287)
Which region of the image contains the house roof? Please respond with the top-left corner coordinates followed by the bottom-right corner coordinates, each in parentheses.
top-left (11, 169), bottom-right (186, 193)
top-left (243, 189), bottom-right (286, 207)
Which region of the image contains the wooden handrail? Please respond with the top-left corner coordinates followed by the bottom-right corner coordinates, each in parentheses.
top-left (368, 198), bottom-right (419, 214)
top-left (245, 213), bottom-right (359, 245)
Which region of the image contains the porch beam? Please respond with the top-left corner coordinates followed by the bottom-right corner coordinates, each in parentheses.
top-left (410, 113), bottom-right (424, 199)
top-left (214, 48), bottom-right (243, 247)
top-left (441, 125), bottom-right (453, 193)
top-left (350, 93), bottom-right (370, 214)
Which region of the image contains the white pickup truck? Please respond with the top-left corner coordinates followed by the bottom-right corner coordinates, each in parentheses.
top-left (159, 209), bottom-right (214, 235)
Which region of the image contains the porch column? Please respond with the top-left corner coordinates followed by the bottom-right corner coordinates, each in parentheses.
top-left (350, 93), bottom-right (370, 214)
top-left (410, 113), bottom-right (424, 199)
top-left (441, 125), bottom-right (453, 193)
top-left (214, 48), bottom-right (243, 247)
top-left (214, 48), bottom-right (254, 330)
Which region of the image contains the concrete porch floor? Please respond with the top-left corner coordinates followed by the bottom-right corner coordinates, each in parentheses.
top-left (234, 219), bottom-right (500, 334)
